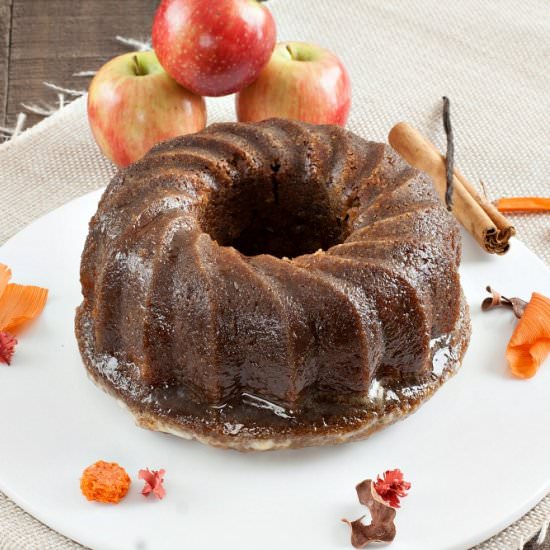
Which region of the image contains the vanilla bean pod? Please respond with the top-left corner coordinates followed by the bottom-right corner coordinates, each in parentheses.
top-left (442, 96), bottom-right (454, 210)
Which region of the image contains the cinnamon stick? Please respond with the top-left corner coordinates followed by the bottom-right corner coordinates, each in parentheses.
top-left (388, 122), bottom-right (515, 255)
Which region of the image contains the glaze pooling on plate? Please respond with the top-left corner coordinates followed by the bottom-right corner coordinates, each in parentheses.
top-left (77, 298), bottom-right (470, 450)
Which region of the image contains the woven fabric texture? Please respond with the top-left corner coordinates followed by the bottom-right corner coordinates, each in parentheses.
top-left (0, 0), bottom-right (548, 548)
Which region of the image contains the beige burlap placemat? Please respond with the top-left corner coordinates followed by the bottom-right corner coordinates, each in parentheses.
top-left (0, 1), bottom-right (548, 548)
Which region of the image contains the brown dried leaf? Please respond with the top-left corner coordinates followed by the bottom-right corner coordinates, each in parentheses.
top-left (342, 480), bottom-right (397, 548)
top-left (482, 286), bottom-right (527, 319)
top-left (509, 298), bottom-right (527, 319)
top-left (481, 286), bottom-right (503, 311)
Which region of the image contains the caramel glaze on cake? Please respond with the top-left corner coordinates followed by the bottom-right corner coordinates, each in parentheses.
top-left (76, 118), bottom-right (470, 451)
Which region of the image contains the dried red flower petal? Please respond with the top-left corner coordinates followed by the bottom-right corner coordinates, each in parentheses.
top-left (0, 331), bottom-right (17, 365)
top-left (373, 469), bottom-right (411, 508)
top-left (138, 468), bottom-right (166, 500)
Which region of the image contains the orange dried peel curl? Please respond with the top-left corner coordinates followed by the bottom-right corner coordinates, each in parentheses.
top-left (0, 262), bottom-right (48, 335)
top-left (506, 292), bottom-right (550, 378)
top-left (0, 264), bottom-right (11, 297)
top-left (0, 284), bottom-right (48, 334)
top-left (496, 197), bottom-right (550, 213)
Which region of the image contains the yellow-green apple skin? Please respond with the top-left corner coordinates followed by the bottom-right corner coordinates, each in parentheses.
top-left (88, 51), bottom-right (206, 167)
top-left (236, 42), bottom-right (351, 126)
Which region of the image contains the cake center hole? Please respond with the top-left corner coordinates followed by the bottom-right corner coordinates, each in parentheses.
top-left (201, 164), bottom-right (347, 259)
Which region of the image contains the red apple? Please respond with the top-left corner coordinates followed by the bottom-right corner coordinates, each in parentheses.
top-left (152, 0), bottom-right (276, 97)
top-left (236, 42), bottom-right (351, 126)
top-left (88, 51), bottom-right (206, 167)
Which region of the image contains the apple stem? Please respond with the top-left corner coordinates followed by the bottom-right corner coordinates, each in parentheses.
top-left (133, 55), bottom-right (144, 76)
top-left (286, 44), bottom-right (300, 61)
top-left (284, 44), bottom-right (311, 62)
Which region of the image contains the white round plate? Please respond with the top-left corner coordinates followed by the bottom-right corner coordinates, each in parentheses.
top-left (0, 189), bottom-right (549, 550)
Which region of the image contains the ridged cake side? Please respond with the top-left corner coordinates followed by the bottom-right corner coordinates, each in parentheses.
top-left (76, 118), bottom-right (469, 450)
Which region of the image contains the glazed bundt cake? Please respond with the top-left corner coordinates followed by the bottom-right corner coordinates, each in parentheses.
top-left (76, 118), bottom-right (470, 451)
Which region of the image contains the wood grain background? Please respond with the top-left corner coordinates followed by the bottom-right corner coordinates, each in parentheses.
top-left (0, 0), bottom-right (156, 130)
top-left (0, 1), bottom-right (547, 548)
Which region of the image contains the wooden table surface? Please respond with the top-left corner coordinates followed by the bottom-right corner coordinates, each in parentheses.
top-left (0, 1), bottom-right (548, 549)
top-left (1, 0), bottom-right (156, 131)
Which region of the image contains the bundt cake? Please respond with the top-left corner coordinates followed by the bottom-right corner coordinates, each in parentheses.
top-left (76, 118), bottom-right (470, 451)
